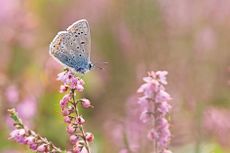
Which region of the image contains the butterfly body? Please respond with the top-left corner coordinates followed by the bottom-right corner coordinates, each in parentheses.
top-left (49, 19), bottom-right (93, 74)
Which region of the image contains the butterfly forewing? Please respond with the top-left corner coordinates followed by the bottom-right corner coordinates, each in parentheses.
top-left (67, 19), bottom-right (91, 61)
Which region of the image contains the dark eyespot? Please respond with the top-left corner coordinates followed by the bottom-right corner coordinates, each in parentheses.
top-left (78, 33), bottom-right (80, 35)
top-left (81, 32), bottom-right (83, 34)
top-left (81, 42), bottom-right (85, 44)
top-left (75, 35), bottom-right (78, 37)
top-left (79, 54), bottom-right (82, 57)
top-left (77, 46), bottom-right (79, 49)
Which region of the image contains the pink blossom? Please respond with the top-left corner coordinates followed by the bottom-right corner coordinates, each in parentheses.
top-left (119, 149), bottom-right (128, 153)
top-left (67, 124), bottom-right (76, 134)
top-left (137, 71), bottom-right (172, 152)
top-left (36, 144), bottom-right (47, 152)
top-left (85, 132), bottom-right (94, 142)
top-left (64, 116), bottom-right (72, 123)
top-left (81, 98), bottom-right (92, 108)
top-left (60, 94), bottom-right (71, 108)
top-left (156, 71), bottom-right (168, 85)
top-left (5, 85), bottom-right (19, 104)
top-left (70, 135), bottom-right (79, 144)
top-left (62, 108), bottom-right (71, 116)
top-left (147, 129), bottom-right (159, 140)
top-left (60, 85), bottom-right (68, 93)
top-left (158, 101), bottom-right (172, 115)
top-left (140, 110), bottom-right (153, 123)
top-left (25, 136), bottom-right (35, 145)
top-left (155, 90), bottom-right (171, 103)
top-left (75, 116), bottom-right (85, 125)
top-left (17, 96), bottom-right (37, 120)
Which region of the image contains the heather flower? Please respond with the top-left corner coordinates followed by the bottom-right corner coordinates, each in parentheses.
top-left (85, 132), bottom-right (94, 142)
top-left (8, 109), bottom-right (62, 153)
top-left (80, 98), bottom-right (93, 108)
top-left (137, 71), bottom-right (172, 153)
top-left (58, 69), bottom-right (93, 153)
top-left (5, 85), bottom-right (19, 104)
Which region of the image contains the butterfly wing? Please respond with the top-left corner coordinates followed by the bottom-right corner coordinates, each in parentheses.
top-left (49, 19), bottom-right (91, 73)
top-left (66, 19), bottom-right (91, 61)
top-left (49, 31), bottom-right (78, 69)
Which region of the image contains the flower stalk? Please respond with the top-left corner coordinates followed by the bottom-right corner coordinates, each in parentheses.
top-left (137, 71), bottom-right (172, 153)
top-left (8, 108), bottom-right (63, 153)
top-left (58, 69), bottom-right (94, 153)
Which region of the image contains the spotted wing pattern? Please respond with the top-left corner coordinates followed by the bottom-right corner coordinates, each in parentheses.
top-left (49, 19), bottom-right (91, 73)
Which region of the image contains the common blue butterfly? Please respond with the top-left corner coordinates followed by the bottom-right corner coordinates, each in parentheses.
top-left (49, 19), bottom-right (93, 74)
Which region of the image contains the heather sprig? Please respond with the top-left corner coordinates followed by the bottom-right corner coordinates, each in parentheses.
top-left (8, 108), bottom-right (62, 153)
top-left (8, 68), bottom-right (94, 153)
top-left (137, 71), bottom-right (172, 153)
top-left (57, 68), bottom-right (94, 153)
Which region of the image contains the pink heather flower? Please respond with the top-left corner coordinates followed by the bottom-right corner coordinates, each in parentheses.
top-left (62, 108), bottom-right (71, 116)
top-left (156, 71), bottom-right (168, 85)
top-left (57, 69), bottom-right (93, 152)
top-left (17, 96), bottom-right (37, 120)
top-left (29, 143), bottom-right (38, 150)
top-left (25, 136), bottom-right (35, 145)
top-left (85, 132), bottom-right (94, 142)
top-left (81, 98), bottom-right (92, 108)
top-left (70, 135), bottom-right (79, 144)
top-left (64, 116), bottom-right (72, 123)
top-left (9, 129), bottom-right (25, 139)
top-left (119, 149), bottom-right (129, 153)
top-left (137, 96), bottom-right (149, 104)
top-left (36, 144), bottom-right (47, 152)
top-left (72, 145), bottom-right (82, 153)
top-left (59, 85), bottom-right (68, 93)
top-left (147, 129), bottom-right (159, 140)
top-left (155, 90), bottom-right (171, 103)
top-left (67, 124), bottom-right (76, 134)
top-left (157, 101), bottom-right (172, 115)
top-left (137, 71), bottom-right (172, 152)
top-left (163, 149), bottom-right (173, 153)
top-left (60, 94), bottom-right (71, 108)
top-left (76, 116), bottom-right (85, 125)
top-left (57, 71), bottom-right (69, 82)
top-left (5, 85), bottom-right (19, 104)
top-left (140, 111), bottom-right (152, 123)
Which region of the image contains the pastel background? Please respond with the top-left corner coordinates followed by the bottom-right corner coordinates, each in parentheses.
top-left (0, 0), bottom-right (230, 153)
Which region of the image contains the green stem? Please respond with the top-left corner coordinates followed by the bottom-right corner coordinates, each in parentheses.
top-left (71, 89), bottom-right (91, 153)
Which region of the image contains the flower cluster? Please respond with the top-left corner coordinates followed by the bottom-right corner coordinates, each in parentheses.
top-left (8, 109), bottom-right (62, 153)
top-left (57, 69), bottom-right (94, 153)
top-left (137, 71), bottom-right (172, 153)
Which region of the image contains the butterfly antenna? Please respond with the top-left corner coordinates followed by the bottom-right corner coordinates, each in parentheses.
top-left (93, 64), bottom-right (104, 70)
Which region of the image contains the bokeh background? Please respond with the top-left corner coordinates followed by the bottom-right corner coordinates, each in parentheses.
top-left (0, 0), bottom-right (230, 153)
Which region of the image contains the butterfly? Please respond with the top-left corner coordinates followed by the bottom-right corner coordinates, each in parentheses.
top-left (49, 19), bottom-right (93, 74)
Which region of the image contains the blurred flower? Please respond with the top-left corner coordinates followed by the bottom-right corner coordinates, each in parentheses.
top-left (203, 107), bottom-right (230, 147)
top-left (137, 71), bottom-right (172, 152)
top-left (17, 96), bottom-right (37, 120)
top-left (5, 85), bottom-right (19, 104)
